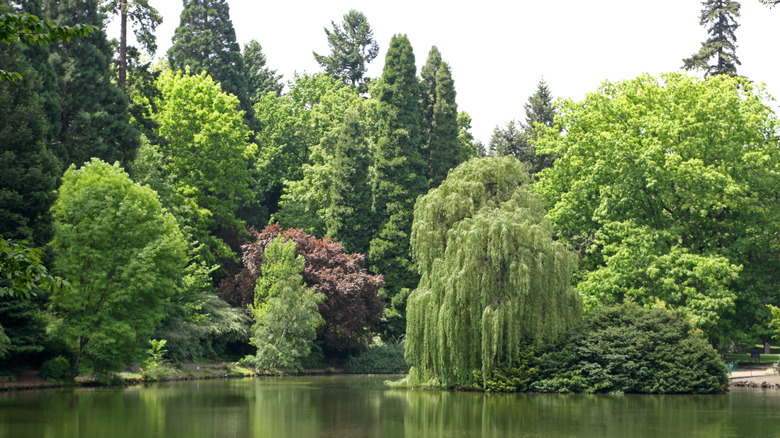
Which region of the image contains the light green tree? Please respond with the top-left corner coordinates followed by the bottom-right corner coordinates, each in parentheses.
top-left (50, 159), bottom-right (186, 374)
top-left (246, 236), bottom-right (324, 372)
top-left (535, 73), bottom-right (779, 343)
top-left (404, 157), bottom-right (581, 388)
top-left (152, 69), bottom-right (256, 264)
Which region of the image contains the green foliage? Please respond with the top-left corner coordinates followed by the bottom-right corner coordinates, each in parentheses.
top-left (40, 355), bottom-right (71, 382)
top-left (369, 34), bottom-right (428, 298)
top-left (344, 341), bottom-right (408, 374)
top-left (0, 238), bottom-right (65, 299)
top-left (533, 304), bottom-right (728, 394)
top-left (142, 339), bottom-right (167, 369)
top-left (167, 0), bottom-right (254, 129)
top-left (0, 37), bottom-right (60, 244)
top-left (50, 159), bottom-right (187, 374)
top-left (472, 347), bottom-right (539, 392)
top-left (246, 236), bottom-right (325, 372)
top-left (313, 9), bottom-right (378, 92)
top-left (243, 40), bottom-right (282, 105)
top-left (0, 296), bottom-right (47, 364)
top-left (140, 338), bottom-right (181, 381)
top-left (152, 69), bottom-right (255, 265)
top-left (535, 73), bottom-right (779, 342)
top-left (683, 0), bottom-right (741, 76)
top-left (426, 61), bottom-right (463, 188)
top-left (44, 0), bottom-right (139, 168)
top-left (405, 157), bottom-right (581, 389)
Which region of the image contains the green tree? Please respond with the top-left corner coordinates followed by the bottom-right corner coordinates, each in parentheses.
top-left (168, 0), bottom-right (254, 129)
top-left (100, 0), bottom-right (161, 87)
top-left (420, 46), bottom-right (441, 137)
top-left (427, 61), bottom-right (463, 188)
top-left (327, 107), bottom-right (373, 254)
top-left (151, 69), bottom-right (255, 265)
top-left (45, 0), bottom-right (140, 168)
top-left (0, 36), bottom-right (59, 244)
top-left (243, 39), bottom-right (282, 105)
top-left (313, 9), bottom-right (378, 92)
top-left (50, 159), bottom-right (186, 374)
top-left (369, 34), bottom-right (428, 299)
top-left (404, 157), bottom-right (581, 388)
top-left (682, 0), bottom-right (741, 76)
top-left (535, 73), bottom-right (779, 343)
top-left (245, 236), bottom-right (324, 372)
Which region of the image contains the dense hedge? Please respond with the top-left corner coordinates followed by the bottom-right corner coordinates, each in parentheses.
top-left (532, 304), bottom-right (728, 394)
top-left (344, 342), bottom-right (409, 374)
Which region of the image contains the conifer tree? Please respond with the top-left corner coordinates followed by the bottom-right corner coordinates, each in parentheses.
top-left (427, 62), bottom-right (462, 188)
top-left (369, 34), bottom-right (427, 298)
top-left (420, 46), bottom-right (441, 138)
top-left (0, 35), bottom-right (59, 244)
top-left (327, 107), bottom-right (373, 255)
top-left (682, 0), bottom-right (741, 76)
top-left (100, 0), bottom-right (161, 87)
top-left (243, 40), bottom-right (282, 106)
top-left (404, 157), bottom-right (581, 388)
top-left (168, 0), bottom-right (255, 129)
top-left (313, 10), bottom-right (379, 92)
top-left (45, 0), bottom-right (139, 169)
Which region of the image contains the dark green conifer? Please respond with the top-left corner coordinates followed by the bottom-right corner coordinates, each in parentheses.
top-left (327, 107), bottom-right (372, 255)
top-left (682, 0), bottom-right (741, 76)
top-left (168, 0), bottom-right (255, 129)
top-left (420, 46), bottom-right (441, 139)
top-left (313, 10), bottom-right (379, 92)
top-left (243, 40), bottom-right (282, 106)
top-left (369, 34), bottom-right (427, 298)
top-left (427, 62), bottom-right (461, 188)
top-left (45, 0), bottom-right (140, 169)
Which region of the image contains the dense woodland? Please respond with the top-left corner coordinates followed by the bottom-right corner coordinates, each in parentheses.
top-left (0, 0), bottom-right (778, 392)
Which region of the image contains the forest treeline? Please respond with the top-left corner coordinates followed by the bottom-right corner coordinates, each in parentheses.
top-left (0, 0), bottom-right (778, 385)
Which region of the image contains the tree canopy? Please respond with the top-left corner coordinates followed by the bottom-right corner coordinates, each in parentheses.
top-left (313, 9), bottom-right (379, 92)
top-left (405, 157), bottom-right (581, 388)
top-left (535, 73), bottom-right (779, 343)
top-left (682, 0), bottom-right (741, 76)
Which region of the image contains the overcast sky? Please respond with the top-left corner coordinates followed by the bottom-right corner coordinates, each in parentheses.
top-left (109, 1), bottom-right (780, 144)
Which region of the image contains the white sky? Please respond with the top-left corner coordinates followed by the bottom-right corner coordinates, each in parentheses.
top-left (109, 0), bottom-right (780, 144)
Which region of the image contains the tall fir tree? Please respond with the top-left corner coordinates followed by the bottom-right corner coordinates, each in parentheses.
top-left (45, 0), bottom-right (140, 169)
top-left (682, 0), bottom-right (741, 76)
top-left (426, 62), bottom-right (462, 188)
top-left (0, 21), bottom-right (59, 245)
top-left (168, 0), bottom-right (256, 130)
top-left (313, 10), bottom-right (379, 92)
top-left (420, 46), bottom-right (441, 140)
top-left (327, 107), bottom-right (373, 255)
top-left (369, 34), bottom-right (427, 299)
top-left (100, 0), bottom-right (162, 87)
top-left (243, 40), bottom-right (282, 106)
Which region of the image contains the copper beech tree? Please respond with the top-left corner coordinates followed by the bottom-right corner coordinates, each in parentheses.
top-left (218, 224), bottom-right (384, 357)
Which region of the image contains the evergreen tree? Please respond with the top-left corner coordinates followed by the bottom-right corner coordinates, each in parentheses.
top-left (168, 0), bottom-right (255, 129)
top-left (427, 62), bottom-right (462, 188)
top-left (0, 37), bottom-right (59, 244)
top-left (369, 34), bottom-right (427, 299)
top-left (327, 107), bottom-right (373, 255)
top-left (243, 39), bottom-right (282, 106)
top-left (420, 46), bottom-right (441, 139)
top-left (682, 0), bottom-right (741, 76)
top-left (45, 0), bottom-right (139, 169)
top-left (313, 10), bottom-right (379, 92)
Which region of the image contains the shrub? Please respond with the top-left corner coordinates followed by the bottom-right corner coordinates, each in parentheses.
top-left (344, 342), bottom-right (409, 374)
top-left (532, 304), bottom-right (728, 394)
top-left (472, 346), bottom-right (539, 392)
top-left (40, 356), bottom-right (71, 382)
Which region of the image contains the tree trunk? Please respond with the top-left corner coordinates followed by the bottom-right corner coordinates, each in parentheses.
top-left (119, 0), bottom-right (127, 87)
top-left (765, 342), bottom-right (771, 355)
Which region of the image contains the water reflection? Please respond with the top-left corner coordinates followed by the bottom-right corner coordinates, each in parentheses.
top-left (1, 377), bottom-right (779, 438)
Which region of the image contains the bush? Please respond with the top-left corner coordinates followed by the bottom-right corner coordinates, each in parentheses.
top-left (141, 364), bottom-right (181, 381)
top-left (40, 356), bottom-right (72, 382)
top-left (472, 346), bottom-right (539, 392)
top-left (532, 304), bottom-right (727, 394)
top-left (345, 342), bottom-right (409, 374)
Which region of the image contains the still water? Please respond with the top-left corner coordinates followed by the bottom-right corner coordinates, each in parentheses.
top-left (1, 375), bottom-right (779, 438)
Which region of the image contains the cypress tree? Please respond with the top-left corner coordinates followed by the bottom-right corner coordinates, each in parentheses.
top-left (369, 34), bottom-right (427, 298)
top-left (168, 0), bottom-right (255, 130)
top-left (427, 62), bottom-right (462, 188)
top-left (420, 46), bottom-right (441, 139)
top-left (405, 157), bottom-right (581, 388)
top-left (682, 0), bottom-right (741, 77)
top-left (327, 107), bottom-right (373, 255)
top-left (0, 31), bottom-right (59, 244)
top-left (45, 0), bottom-right (139, 169)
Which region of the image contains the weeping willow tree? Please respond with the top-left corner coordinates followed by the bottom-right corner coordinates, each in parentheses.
top-left (404, 157), bottom-right (581, 388)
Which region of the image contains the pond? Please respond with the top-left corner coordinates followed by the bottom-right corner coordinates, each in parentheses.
top-left (1, 375), bottom-right (778, 437)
